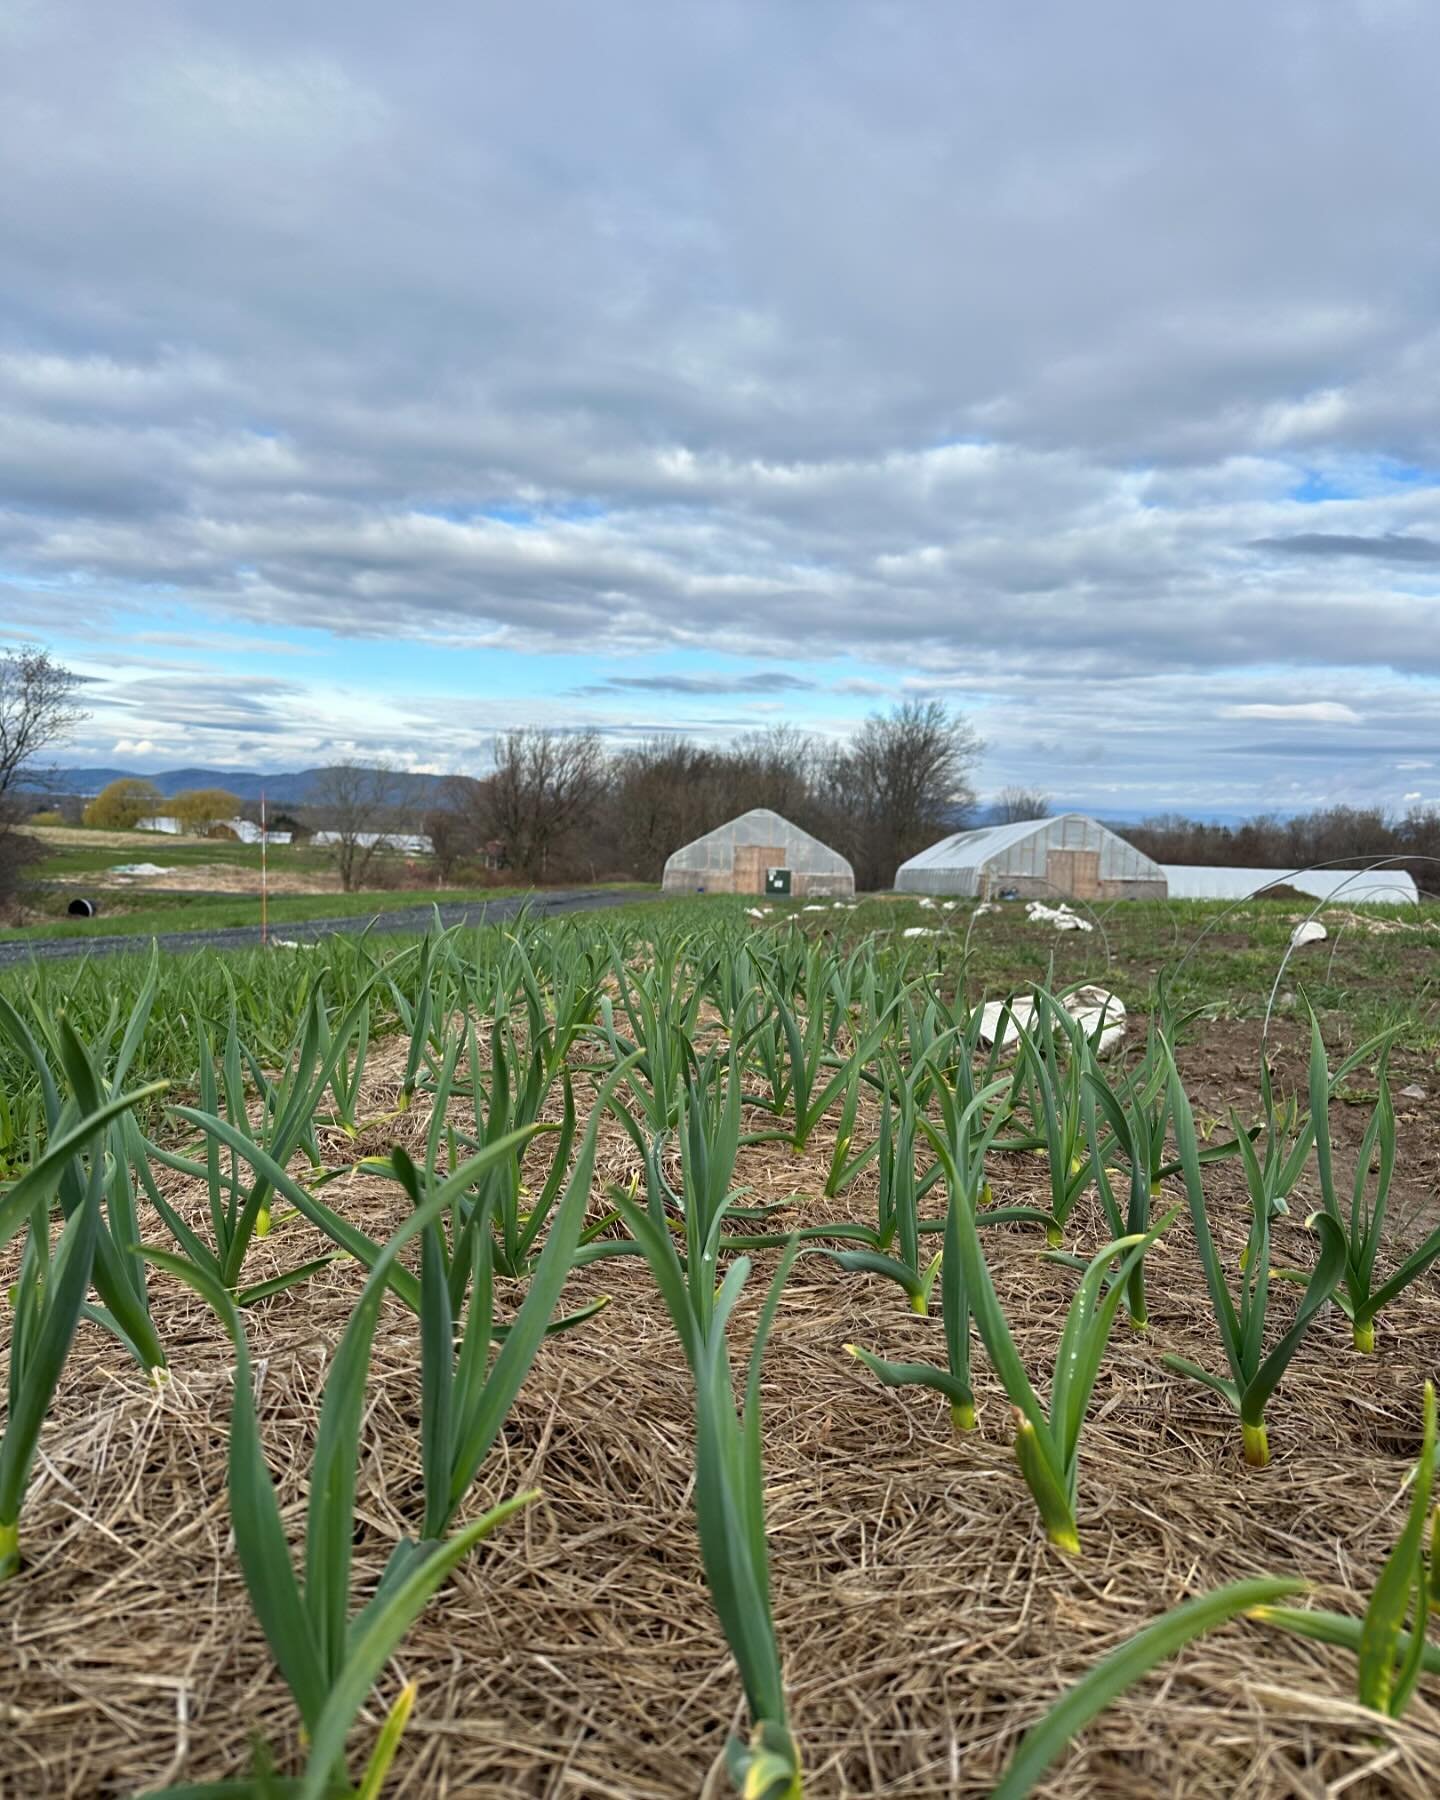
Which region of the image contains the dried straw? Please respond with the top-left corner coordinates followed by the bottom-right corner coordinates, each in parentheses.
top-left (4, 1035), bottom-right (1439, 1798)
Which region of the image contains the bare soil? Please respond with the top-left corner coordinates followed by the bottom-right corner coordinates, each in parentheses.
top-left (90, 861), bottom-right (340, 895)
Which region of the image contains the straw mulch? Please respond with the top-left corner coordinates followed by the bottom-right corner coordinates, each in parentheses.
top-left (4, 1036), bottom-right (1440, 1799)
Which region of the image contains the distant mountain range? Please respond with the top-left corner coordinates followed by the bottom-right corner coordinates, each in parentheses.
top-left (30, 766), bottom-right (453, 808)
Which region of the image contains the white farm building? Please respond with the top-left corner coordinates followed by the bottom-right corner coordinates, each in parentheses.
top-left (137, 814), bottom-right (292, 846)
top-left (662, 808), bottom-right (854, 898)
top-left (311, 830), bottom-right (433, 856)
top-left (895, 815), bottom-right (1168, 901)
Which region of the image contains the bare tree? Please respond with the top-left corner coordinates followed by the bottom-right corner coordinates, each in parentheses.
top-left (484, 728), bottom-right (606, 882)
top-left (1, 646), bottom-right (86, 911)
top-left (1, 646), bottom-right (86, 807)
top-left (606, 726), bottom-right (842, 880)
top-left (611, 736), bottom-right (726, 879)
top-left (310, 760), bottom-right (397, 891)
top-left (725, 724), bottom-right (818, 819)
top-left (827, 701), bottom-right (983, 889)
top-left (994, 786), bottom-right (1052, 823)
top-left (423, 794), bottom-right (481, 883)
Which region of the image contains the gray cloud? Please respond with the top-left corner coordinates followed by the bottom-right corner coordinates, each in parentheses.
top-left (4, 3), bottom-right (1440, 807)
top-left (98, 672), bottom-right (310, 736)
top-left (572, 671), bottom-right (817, 697)
top-left (1251, 532), bottom-right (1440, 562)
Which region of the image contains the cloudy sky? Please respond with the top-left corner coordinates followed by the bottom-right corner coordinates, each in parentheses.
top-left (4, 0), bottom-right (1440, 815)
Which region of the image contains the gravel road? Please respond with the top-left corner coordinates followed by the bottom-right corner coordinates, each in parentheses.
top-left (0, 888), bottom-right (662, 967)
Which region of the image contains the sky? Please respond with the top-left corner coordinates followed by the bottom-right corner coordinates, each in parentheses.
top-left (3, 0), bottom-right (1440, 817)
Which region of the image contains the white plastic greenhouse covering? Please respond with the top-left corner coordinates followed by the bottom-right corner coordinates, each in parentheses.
top-left (662, 808), bottom-right (855, 895)
top-left (1160, 864), bottom-right (1419, 904)
top-left (894, 814), bottom-right (1165, 897)
top-left (312, 830), bottom-right (433, 855)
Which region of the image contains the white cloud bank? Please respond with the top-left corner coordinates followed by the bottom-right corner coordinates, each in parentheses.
top-left (3, 3), bottom-right (1440, 809)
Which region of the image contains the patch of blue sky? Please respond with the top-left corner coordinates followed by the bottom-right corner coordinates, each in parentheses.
top-left (414, 498), bottom-right (608, 527)
top-left (340, 639), bottom-right (593, 696)
top-left (1289, 455), bottom-right (1440, 503)
top-left (0, 560), bottom-right (120, 592)
top-left (41, 593), bottom-right (326, 668)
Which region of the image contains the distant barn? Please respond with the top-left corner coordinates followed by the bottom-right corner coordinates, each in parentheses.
top-left (662, 808), bottom-right (854, 898)
top-left (137, 813), bottom-right (291, 846)
top-left (895, 815), bottom-right (1167, 900)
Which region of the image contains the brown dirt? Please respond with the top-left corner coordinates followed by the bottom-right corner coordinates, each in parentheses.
top-left (4, 1038), bottom-right (1440, 1798)
top-left (1173, 1019), bottom-right (1440, 1240)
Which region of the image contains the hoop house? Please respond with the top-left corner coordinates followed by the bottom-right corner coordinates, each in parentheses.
top-left (662, 808), bottom-right (855, 897)
top-left (895, 815), bottom-right (1167, 900)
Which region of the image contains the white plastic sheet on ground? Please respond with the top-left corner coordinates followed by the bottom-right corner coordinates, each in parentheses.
top-left (110, 863), bottom-right (171, 877)
top-left (1025, 900), bottom-right (1093, 932)
top-left (978, 985), bottom-right (1126, 1056)
top-left (1066, 985), bottom-right (1128, 1054)
top-left (1289, 920), bottom-right (1328, 948)
top-left (978, 996), bottom-right (1041, 1047)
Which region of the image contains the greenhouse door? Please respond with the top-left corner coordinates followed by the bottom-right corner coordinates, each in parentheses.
top-left (765, 867), bottom-right (791, 896)
top-left (733, 844), bottom-right (785, 893)
top-left (1046, 849), bottom-right (1100, 900)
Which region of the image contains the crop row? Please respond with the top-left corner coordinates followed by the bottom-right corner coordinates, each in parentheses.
top-left (1, 907), bottom-right (1437, 1796)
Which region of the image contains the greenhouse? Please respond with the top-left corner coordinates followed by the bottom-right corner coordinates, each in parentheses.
top-left (1161, 864), bottom-right (1419, 904)
top-left (894, 814), bottom-right (1167, 900)
top-left (662, 808), bottom-right (855, 897)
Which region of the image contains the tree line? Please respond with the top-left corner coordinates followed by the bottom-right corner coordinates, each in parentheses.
top-left (426, 702), bottom-right (984, 890)
top-left (10, 642), bottom-right (1432, 901)
top-left (79, 779), bottom-right (245, 834)
top-left (0, 646), bottom-right (986, 897)
top-left (1127, 807), bottom-right (1440, 892)
top-left (40, 704), bottom-right (993, 893)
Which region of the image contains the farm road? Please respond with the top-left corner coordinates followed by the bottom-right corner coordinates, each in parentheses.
top-left (0, 888), bottom-right (663, 967)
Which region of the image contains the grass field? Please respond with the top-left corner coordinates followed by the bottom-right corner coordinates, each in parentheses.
top-left (7, 823), bottom-right (653, 941)
top-left (15, 885), bottom-right (1428, 1036)
top-left (20, 823), bottom-right (335, 876)
top-left (0, 883), bottom-right (655, 942)
top-left (2, 893), bottom-right (1438, 1796)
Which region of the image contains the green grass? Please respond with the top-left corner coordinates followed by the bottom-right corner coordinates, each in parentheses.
top-left (27, 832), bottom-right (332, 877)
top-left (0, 884), bottom-right (657, 943)
top-left (2, 889), bottom-right (1433, 1048)
top-left (878, 894), bottom-right (1440, 1051)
